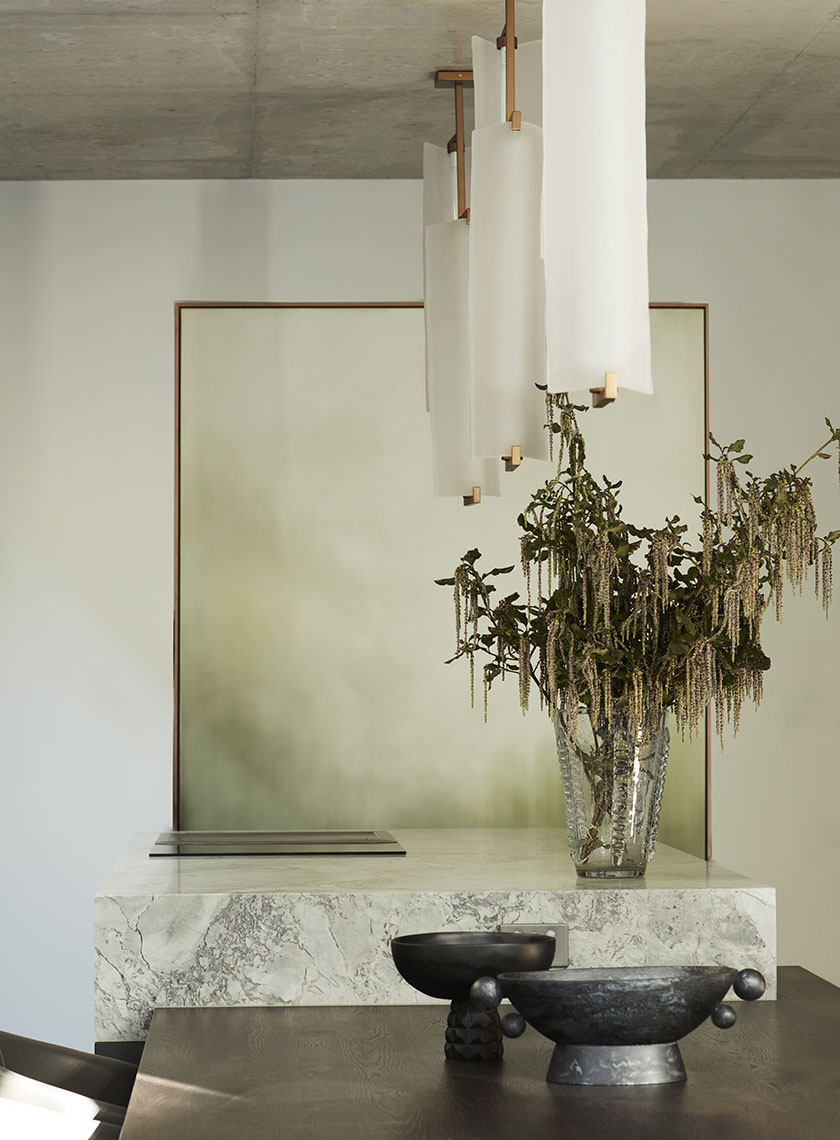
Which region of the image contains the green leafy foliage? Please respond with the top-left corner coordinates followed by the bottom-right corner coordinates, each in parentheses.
top-left (440, 396), bottom-right (840, 746)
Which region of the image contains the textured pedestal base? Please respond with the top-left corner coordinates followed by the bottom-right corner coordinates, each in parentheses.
top-left (444, 1001), bottom-right (503, 1061)
top-left (546, 1041), bottom-right (686, 1085)
top-left (577, 869), bottom-right (644, 879)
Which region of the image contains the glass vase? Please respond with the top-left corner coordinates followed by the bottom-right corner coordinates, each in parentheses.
top-left (554, 706), bottom-right (670, 878)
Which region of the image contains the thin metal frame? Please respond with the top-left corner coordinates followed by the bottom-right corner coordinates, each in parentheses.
top-left (173, 302), bottom-right (423, 829)
top-left (650, 301), bottom-right (712, 858)
top-left (173, 300), bottom-right (711, 857)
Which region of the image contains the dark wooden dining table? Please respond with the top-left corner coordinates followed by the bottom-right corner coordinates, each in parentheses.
top-left (120, 966), bottom-right (840, 1139)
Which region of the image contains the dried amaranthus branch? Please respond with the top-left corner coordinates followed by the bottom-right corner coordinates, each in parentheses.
top-left (437, 400), bottom-right (840, 748)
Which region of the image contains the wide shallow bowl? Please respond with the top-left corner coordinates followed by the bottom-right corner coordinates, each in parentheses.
top-left (498, 966), bottom-right (742, 1085)
top-left (391, 931), bottom-right (555, 1001)
top-left (499, 966), bottom-right (738, 1045)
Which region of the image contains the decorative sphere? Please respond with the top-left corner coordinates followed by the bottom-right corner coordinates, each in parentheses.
top-left (733, 968), bottom-right (766, 1002)
top-left (711, 1002), bottom-right (737, 1029)
top-left (469, 976), bottom-right (503, 1011)
top-left (500, 1011), bottom-right (527, 1039)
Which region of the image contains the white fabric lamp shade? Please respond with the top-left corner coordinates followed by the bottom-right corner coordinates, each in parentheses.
top-left (423, 141), bottom-right (456, 228)
top-left (422, 142), bottom-right (457, 411)
top-left (468, 122), bottom-right (548, 462)
top-left (422, 140), bottom-right (471, 222)
top-left (542, 0), bottom-right (652, 396)
top-left (472, 37), bottom-right (499, 129)
top-left (472, 36), bottom-right (543, 129)
top-left (425, 219), bottom-right (502, 499)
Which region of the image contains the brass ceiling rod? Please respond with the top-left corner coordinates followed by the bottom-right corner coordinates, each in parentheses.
top-left (434, 68), bottom-right (476, 502)
top-left (453, 80), bottom-right (467, 219)
top-left (497, 0), bottom-right (521, 130)
top-left (435, 70), bottom-right (470, 222)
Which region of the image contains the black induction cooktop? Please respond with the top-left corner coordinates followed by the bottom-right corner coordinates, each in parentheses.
top-left (150, 830), bottom-right (406, 857)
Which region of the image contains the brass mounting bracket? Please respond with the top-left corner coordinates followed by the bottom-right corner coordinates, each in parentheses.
top-left (435, 69), bottom-right (474, 88)
top-left (591, 372), bottom-right (618, 409)
top-left (434, 70), bottom-right (471, 220)
top-left (496, 23), bottom-right (519, 50)
top-left (502, 445), bottom-right (522, 471)
top-left (463, 485), bottom-right (482, 506)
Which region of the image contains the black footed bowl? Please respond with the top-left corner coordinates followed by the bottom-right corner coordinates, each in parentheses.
top-left (391, 931), bottom-right (557, 1063)
top-left (391, 931), bottom-right (556, 1001)
top-left (499, 966), bottom-right (738, 1045)
top-left (498, 965), bottom-right (766, 1086)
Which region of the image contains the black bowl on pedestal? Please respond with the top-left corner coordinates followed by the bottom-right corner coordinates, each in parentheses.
top-left (391, 931), bottom-right (556, 1061)
top-left (498, 965), bottom-right (766, 1086)
top-left (391, 931), bottom-right (556, 1000)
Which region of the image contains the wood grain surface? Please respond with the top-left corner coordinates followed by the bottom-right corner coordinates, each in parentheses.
top-left (121, 967), bottom-right (840, 1140)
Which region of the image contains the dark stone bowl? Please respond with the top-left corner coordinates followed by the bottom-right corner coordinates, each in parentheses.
top-left (498, 966), bottom-right (739, 1046)
top-left (391, 932), bottom-right (556, 1001)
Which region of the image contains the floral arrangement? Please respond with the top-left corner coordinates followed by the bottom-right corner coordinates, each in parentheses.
top-left (438, 396), bottom-right (840, 748)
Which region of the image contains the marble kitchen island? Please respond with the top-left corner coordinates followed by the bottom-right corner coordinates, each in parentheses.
top-left (94, 829), bottom-right (776, 1049)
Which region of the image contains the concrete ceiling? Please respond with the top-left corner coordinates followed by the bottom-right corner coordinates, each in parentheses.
top-left (1, 0), bottom-right (839, 180)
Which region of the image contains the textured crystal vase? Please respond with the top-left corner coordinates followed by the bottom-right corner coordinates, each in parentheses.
top-left (554, 707), bottom-right (670, 878)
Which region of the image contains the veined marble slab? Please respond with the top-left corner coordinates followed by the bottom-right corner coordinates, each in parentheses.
top-left (94, 830), bottom-right (776, 1043)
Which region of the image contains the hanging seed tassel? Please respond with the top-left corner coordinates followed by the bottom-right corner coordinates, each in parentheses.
top-left (522, 535), bottom-right (532, 614)
top-left (823, 544), bottom-right (833, 617)
top-left (546, 617), bottom-right (560, 715)
top-left (702, 512), bottom-right (714, 575)
top-left (814, 540), bottom-right (821, 601)
top-left (518, 635), bottom-right (531, 714)
top-left (454, 569), bottom-right (463, 646)
top-left (547, 391), bottom-right (556, 463)
top-left (747, 482), bottom-right (761, 547)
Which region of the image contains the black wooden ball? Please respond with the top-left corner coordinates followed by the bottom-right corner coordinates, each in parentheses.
top-left (733, 968), bottom-right (766, 1002)
top-left (500, 1011), bottom-right (527, 1039)
top-left (470, 976), bottom-right (503, 1011)
top-left (711, 1002), bottom-right (737, 1029)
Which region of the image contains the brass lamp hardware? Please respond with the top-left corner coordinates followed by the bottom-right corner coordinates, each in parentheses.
top-left (463, 486), bottom-right (482, 506)
top-left (453, 79), bottom-right (467, 218)
top-left (503, 445), bottom-right (523, 471)
top-left (436, 72), bottom-right (469, 220)
top-left (591, 371), bottom-right (618, 409)
top-left (495, 24), bottom-right (518, 50)
top-left (435, 70), bottom-right (474, 86)
top-left (498, 1), bottom-right (521, 130)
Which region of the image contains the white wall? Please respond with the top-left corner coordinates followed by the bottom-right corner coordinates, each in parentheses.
top-left (649, 182), bottom-right (840, 990)
top-left (1, 179), bottom-right (838, 1049)
top-left (0, 181), bottom-right (423, 1050)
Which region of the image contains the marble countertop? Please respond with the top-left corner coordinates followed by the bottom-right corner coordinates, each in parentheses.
top-left (95, 830), bottom-right (777, 1040)
top-left (97, 829), bottom-right (767, 898)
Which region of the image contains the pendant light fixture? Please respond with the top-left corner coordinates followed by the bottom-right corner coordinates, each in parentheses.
top-left (542, 0), bottom-right (652, 403)
top-left (424, 77), bottom-right (502, 504)
top-left (468, 4), bottom-right (548, 465)
top-left (423, 0), bottom-right (652, 502)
